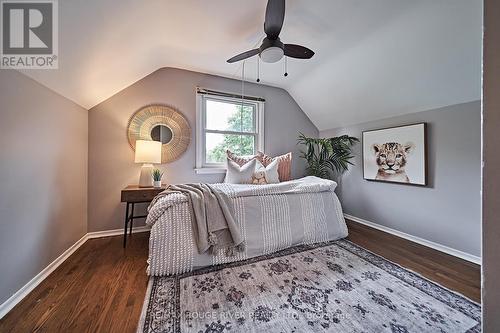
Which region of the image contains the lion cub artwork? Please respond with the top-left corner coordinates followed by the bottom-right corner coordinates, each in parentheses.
top-left (363, 123), bottom-right (426, 185)
top-left (372, 142), bottom-right (415, 183)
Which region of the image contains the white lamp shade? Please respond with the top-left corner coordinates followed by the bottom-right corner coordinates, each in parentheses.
top-left (134, 140), bottom-right (162, 164)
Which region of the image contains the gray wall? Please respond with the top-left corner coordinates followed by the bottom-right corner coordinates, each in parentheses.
top-left (88, 67), bottom-right (318, 232)
top-left (320, 101), bottom-right (481, 257)
top-left (483, 0), bottom-right (500, 329)
top-left (0, 70), bottom-right (88, 305)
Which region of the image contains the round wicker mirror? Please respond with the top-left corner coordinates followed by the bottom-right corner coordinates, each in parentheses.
top-left (127, 105), bottom-right (191, 163)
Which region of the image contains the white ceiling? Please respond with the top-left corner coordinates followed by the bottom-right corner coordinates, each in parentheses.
top-left (21, 0), bottom-right (482, 130)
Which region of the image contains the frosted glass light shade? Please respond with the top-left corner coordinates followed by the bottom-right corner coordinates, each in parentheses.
top-left (134, 140), bottom-right (162, 164)
top-left (260, 46), bottom-right (284, 63)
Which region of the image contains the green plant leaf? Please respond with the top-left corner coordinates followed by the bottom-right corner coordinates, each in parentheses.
top-left (152, 168), bottom-right (163, 181)
top-left (297, 133), bottom-right (358, 179)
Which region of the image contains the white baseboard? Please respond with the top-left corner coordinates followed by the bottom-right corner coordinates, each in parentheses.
top-left (0, 234), bottom-right (87, 319)
top-left (0, 225), bottom-right (150, 319)
top-left (345, 214), bottom-right (481, 265)
top-left (87, 226), bottom-right (150, 239)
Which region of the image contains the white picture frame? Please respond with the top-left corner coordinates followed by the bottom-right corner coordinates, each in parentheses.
top-left (363, 123), bottom-right (427, 186)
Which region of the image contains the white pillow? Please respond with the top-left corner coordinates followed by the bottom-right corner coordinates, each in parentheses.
top-left (225, 158), bottom-right (256, 184)
top-left (253, 159), bottom-right (280, 184)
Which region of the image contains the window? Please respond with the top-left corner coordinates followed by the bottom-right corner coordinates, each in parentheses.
top-left (196, 92), bottom-right (264, 172)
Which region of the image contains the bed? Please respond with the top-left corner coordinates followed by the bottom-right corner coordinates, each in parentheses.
top-left (145, 176), bottom-right (348, 276)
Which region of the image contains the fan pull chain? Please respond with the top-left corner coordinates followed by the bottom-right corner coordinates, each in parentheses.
top-left (240, 61), bottom-right (245, 148)
top-left (241, 60), bottom-right (245, 101)
top-left (284, 56), bottom-right (288, 77)
top-left (256, 57), bottom-right (260, 83)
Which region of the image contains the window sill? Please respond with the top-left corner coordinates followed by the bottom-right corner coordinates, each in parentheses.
top-left (194, 168), bottom-right (227, 175)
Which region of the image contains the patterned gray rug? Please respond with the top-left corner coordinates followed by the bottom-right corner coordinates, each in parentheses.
top-left (137, 240), bottom-right (480, 333)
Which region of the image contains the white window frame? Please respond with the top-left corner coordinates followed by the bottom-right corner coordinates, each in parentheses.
top-left (195, 92), bottom-right (265, 174)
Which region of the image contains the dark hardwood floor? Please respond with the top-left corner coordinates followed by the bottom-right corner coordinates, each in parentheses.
top-left (0, 233), bottom-right (150, 333)
top-left (346, 221), bottom-right (481, 302)
top-left (0, 220), bottom-right (480, 332)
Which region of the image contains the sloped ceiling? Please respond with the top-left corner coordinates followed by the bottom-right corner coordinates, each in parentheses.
top-left (21, 0), bottom-right (482, 130)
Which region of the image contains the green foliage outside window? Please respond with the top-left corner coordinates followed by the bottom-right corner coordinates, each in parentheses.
top-left (206, 105), bottom-right (255, 163)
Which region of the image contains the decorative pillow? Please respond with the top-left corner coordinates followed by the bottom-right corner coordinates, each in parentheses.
top-left (224, 158), bottom-right (256, 184)
top-left (252, 159), bottom-right (279, 184)
top-left (251, 170), bottom-right (268, 185)
top-left (226, 150), bottom-right (292, 182)
top-left (226, 150), bottom-right (258, 167)
top-left (257, 151), bottom-right (292, 182)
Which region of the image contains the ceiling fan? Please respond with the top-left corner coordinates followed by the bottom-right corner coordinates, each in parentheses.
top-left (227, 0), bottom-right (315, 64)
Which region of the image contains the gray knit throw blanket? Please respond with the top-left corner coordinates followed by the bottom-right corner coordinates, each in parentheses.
top-left (149, 183), bottom-right (245, 256)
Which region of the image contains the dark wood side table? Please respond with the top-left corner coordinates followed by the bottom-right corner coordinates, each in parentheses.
top-left (120, 185), bottom-right (167, 247)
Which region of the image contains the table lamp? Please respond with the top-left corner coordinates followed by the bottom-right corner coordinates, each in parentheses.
top-left (135, 140), bottom-right (162, 187)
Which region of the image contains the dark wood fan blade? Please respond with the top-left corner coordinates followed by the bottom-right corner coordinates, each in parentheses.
top-left (227, 49), bottom-right (260, 63)
top-left (264, 0), bottom-right (285, 40)
top-left (284, 44), bottom-right (315, 59)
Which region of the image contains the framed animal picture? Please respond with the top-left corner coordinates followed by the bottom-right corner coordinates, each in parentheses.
top-left (363, 123), bottom-right (427, 186)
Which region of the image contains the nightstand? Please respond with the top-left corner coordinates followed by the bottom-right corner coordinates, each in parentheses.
top-left (121, 185), bottom-right (167, 247)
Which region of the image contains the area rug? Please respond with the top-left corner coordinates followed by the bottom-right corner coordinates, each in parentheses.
top-left (137, 240), bottom-right (480, 333)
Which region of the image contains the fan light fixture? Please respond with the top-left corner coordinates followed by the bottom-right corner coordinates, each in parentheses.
top-left (227, 0), bottom-right (314, 65)
top-left (260, 46), bottom-right (284, 63)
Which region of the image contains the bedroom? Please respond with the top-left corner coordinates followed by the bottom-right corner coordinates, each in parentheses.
top-left (0, 0), bottom-right (498, 332)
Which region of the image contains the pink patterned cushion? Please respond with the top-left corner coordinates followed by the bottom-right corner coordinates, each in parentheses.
top-left (226, 150), bottom-right (258, 166)
top-left (257, 151), bottom-right (292, 182)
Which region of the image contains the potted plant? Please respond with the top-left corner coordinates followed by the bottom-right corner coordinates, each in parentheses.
top-left (297, 133), bottom-right (359, 180)
top-left (152, 169), bottom-right (164, 188)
